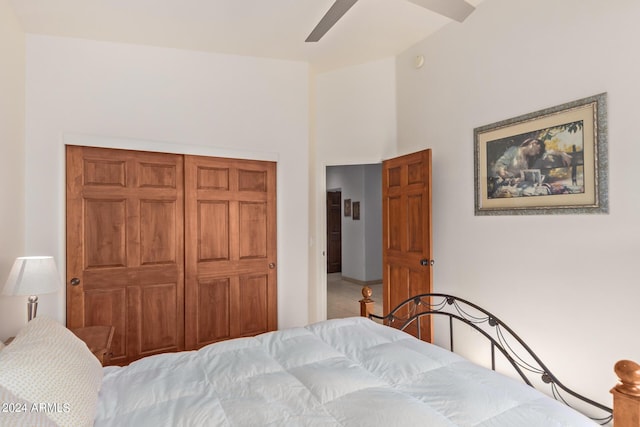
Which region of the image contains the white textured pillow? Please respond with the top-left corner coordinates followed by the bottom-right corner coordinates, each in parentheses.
top-left (0, 383), bottom-right (58, 427)
top-left (0, 317), bottom-right (103, 427)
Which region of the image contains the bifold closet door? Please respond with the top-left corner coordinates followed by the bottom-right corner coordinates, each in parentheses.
top-left (184, 155), bottom-right (277, 350)
top-left (66, 146), bottom-right (185, 365)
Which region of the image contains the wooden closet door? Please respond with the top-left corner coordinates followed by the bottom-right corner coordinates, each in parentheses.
top-left (184, 155), bottom-right (277, 350)
top-left (66, 146), bottom-right (184, 365)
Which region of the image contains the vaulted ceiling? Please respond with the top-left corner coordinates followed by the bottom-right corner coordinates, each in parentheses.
top-left (9, 0), bottom-right (483, 72)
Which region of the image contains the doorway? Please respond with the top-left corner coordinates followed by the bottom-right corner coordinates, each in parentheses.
top-left (325, 164), bottom-right (382, 319)
top-left (326, 190), bottom-right (342, 274)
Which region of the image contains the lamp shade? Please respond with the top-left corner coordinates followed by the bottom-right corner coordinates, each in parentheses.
top-left (2, 256), bottom-right (61, 297)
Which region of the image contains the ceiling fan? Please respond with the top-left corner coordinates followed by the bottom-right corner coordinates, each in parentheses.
top-left (305, 0), bottom-right (476, 42)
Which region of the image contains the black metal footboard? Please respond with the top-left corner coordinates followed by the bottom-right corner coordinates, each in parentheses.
top-left (367, 293), bottom-right (613, 425)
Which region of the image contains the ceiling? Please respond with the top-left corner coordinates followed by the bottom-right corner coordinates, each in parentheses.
top-left (9, 0), bottom-right (483, 73)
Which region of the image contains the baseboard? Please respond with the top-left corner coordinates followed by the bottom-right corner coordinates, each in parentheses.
top-left (340, 276), bottom-right (382, 286)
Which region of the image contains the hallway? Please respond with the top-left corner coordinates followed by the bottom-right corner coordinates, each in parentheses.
top-left (326, 273), bottom-right (383, 319)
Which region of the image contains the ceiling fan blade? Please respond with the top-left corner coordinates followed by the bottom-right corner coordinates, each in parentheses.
top-left (305, 0), bottom-right (358, 42)
top-left (406, 0), bottom-right (475, 22)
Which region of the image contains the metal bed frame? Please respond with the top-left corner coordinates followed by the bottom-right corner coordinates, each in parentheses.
top-left (366, 292), bottom-right (613, 425)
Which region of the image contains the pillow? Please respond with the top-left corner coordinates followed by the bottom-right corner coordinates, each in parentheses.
top-left (0, 317), bottom-right (103, 427)
top-left (0, 383), bottom-right (58, 427)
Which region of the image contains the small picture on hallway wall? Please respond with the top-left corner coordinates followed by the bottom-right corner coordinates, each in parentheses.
top-left (344, 199), bottom-right (351, 217)
top-left (352, 201), bottom-right (360, 220)
top-left (474, 93), bottom-right (609, 216)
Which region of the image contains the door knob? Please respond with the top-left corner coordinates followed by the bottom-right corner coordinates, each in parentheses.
top-left (419, 259), bottom-right (435, 267)
top-left (70, 277), bottom-right (81, 286)
top-left (269, 263), bottom-right (276, 269)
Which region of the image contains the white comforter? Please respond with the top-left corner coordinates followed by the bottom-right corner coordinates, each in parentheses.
top-left (95, 317), bottom-right (597, 426)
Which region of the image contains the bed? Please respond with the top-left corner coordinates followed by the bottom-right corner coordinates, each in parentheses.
top-left (0, 292), bottom-right (638, 427)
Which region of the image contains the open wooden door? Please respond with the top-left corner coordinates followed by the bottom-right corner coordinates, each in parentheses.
top-left (382, 149), bottom-right (433, 341)
top-left (66, 146), bottom-right (185, 365)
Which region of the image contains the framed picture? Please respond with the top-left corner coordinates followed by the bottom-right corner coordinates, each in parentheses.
top-left (474, 93), bottom-right (608, 216)
top-left (344, 199), bottom-right (351, 217)
top-left (352, 201), bottom-right (360, 220)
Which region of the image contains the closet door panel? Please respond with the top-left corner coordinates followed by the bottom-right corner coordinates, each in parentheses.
top-left (83, 288), bottom-right (127, 360)
top-left (239, 202), bottom-right (268, 259)
top-left (239, 274), bottom-right (269, 335)
top-left (197, 278), bottom-right (231, 342)
top-left (84, 199), bottom-right (127, 268)
top-left (198, 201), bottom-right (230, 261)
top-left (67, 146), bottom-right (184, 365)
top-left (139, 283), bottom-right (179, 354)
top-left (185, 155), bottom-right (277, 350)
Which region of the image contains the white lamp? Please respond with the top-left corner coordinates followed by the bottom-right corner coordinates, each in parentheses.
top-left (2, 256), bottom-right (61, 321)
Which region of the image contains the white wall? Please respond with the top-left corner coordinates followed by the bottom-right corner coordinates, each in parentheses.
top-left (311, 58), bottom-right (396, 321)
top-left (363, 163), bottom-right (382, 281)
top-left (396, 0), bottom-right (640, 410)
top-left (17, 34), bottom-right (309, 336)
top-left (0, 0), bottom-right (26, 339)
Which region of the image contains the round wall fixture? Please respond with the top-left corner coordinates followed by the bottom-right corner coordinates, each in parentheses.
top-left (414, 55), bottom-right (425, 69)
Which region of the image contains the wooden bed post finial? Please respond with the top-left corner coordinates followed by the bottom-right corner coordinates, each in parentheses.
top-left (611, 359), bottom-right (640, 427)
top-left (359, 286), bottom-right (374, 317)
